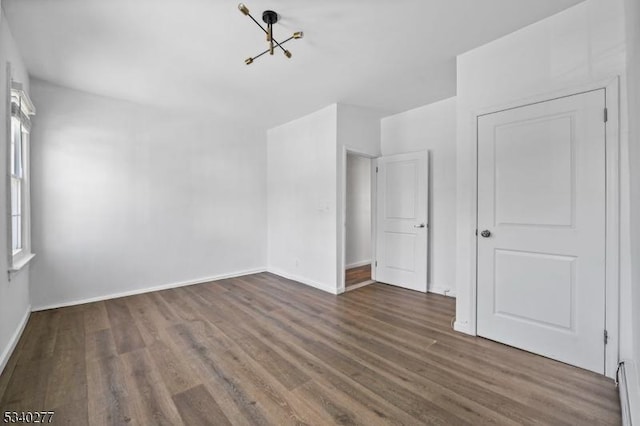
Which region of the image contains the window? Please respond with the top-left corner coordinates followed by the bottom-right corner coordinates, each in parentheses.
top-left (8, 81), bottom-right (35, 271)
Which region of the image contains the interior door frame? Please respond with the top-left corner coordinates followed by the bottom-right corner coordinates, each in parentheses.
top-left (468, 77), bottom-right (620, 378)
top-left (338, 147), bottom-right (379, 294)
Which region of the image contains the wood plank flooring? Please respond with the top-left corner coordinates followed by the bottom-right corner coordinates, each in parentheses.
top-left (345, 264), bottom-right (372, 288)
top-left (0, 273), bottom-right (620, 425)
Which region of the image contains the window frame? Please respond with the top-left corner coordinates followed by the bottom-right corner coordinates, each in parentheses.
top-left (7, 74), bottom-right (35, 273)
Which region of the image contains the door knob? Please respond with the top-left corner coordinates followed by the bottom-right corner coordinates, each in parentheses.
top-left (480, 230), bottom-right (491, 238)
top-left (414, 223), bottom-right (426, 228)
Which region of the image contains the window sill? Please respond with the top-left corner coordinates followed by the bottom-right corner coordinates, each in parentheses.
top-left (9, 253), bottom-right (35, 272)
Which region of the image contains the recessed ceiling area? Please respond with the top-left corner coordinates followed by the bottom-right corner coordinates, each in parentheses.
top-left (4, 0), bottom-right (584, 128)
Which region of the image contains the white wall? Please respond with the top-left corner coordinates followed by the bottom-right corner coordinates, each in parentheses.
top-left (267, 103), bottom-right (383, 293)
top-left (336, 104), bottom-right (384, 157)
top-left (381, 97), bottom-right (457, 296)
top-left (0, 8), bottom-right (31, 373)
top-left (345, 154), bottom-right (371, 268)
top-left (29, 80), bottom-right (267, 309)
top-left (624, 0), bottom-right (640, 377)
top-left (267, 105), bottom-right (338, 293)
top-left (454, 0), bottom-right (630, 361)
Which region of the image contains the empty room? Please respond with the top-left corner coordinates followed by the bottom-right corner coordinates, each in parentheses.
top-left (0, 0), bottom-right (639, 424)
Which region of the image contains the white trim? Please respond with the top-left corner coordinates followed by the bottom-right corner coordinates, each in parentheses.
top-left (339, 146), bottom-right (348, 292)
top-left (604, 79), bottom-right (621, 380)
top-left (0, 304), bottom-right (31, 376)
top-left (453, 320), bottom-right (471, 334)
top-left (9, 252), bottom-right (34, 272)
top-left (618, 360), bottom-right (640, 425)
top-left (5, 63), bottom-right (13, 271)
top-left (6, 70), bottom-right (34, 278)
top-left (428, 284), bottom-right (456, 298)
top-left (345, 260), bottom-right (372, 269)
top-left (345, 280), bottom-right (375, 292)
top-left (465, 77), bottom-right (621, 378)
top-left (473, 77), bottom-right (622, 119)
top-left (10, 82), bottom-right (35, 115)
top-left (267, 267), bottom-right (340, 295)
top-left (339, 147), bottom-right (378, 293)
top-left (371, 155), bottom-right (378, 282)
top-left (32, 268), bottom-right (267, 311)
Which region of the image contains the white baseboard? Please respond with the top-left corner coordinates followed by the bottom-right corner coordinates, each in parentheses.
top-left (267, 268), bottom-right (339, 295)
top-left (32, 268), bottom-right (267, 311)
top-left (453, 320), bottom-right (474, 335)
top-left (0, 304), bottom-right (31, 376)
top-left (619, 359), bottom-right (640, 425)
top-left (345, 260), bottom-right (372, 269)
top-left (428, 284), bottom-right (456, 298)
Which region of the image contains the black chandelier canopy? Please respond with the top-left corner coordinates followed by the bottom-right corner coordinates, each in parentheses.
top-left (238, 3), bottom-right (304, 65)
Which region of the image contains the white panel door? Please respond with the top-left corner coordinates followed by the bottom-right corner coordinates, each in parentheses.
top-left (376, 152), bottom-right (428, 292)
top-left (477, 90), bottom-right (606, 374)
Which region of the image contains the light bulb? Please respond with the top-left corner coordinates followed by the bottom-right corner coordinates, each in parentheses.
top-left (238, 3), bottom-right (250, 15)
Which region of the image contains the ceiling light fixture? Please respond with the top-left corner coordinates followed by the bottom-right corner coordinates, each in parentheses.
top-left (238, 3), bottom-right (304, 65)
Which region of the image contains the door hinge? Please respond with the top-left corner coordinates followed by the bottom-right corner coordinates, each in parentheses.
top-left (375, 260), bottom-right (378, 267)
top-left (376, 166), bottom-right (379, 173)
top-left (604, 108), bottom-right (608, 123)
top-left (604, 330), bottom-right (609, 345)
top-left (475, 229), bottom-right (478, 236)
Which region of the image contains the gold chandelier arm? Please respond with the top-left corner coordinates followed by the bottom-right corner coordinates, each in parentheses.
top-left (270, 35), bottom-right (296, 53)
top-left (245, 35), bottom-right (299, 64)
top-left (245, 47), bottom-right (271, 64)
top-left (269, 24), bottom-right (274, 55)
top-left (242, 8), bottom-right (273, 41)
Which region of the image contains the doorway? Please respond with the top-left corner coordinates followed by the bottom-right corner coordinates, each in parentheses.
top-left (344, 153), bottom-right (375, 291)
top-left (476, 89), bottom-right (607, 374)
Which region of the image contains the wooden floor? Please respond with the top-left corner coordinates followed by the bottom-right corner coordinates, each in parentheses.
top-left (345, 264), bottom-right (372, 288)
top-left (0, 273), bottom-right (620, 425)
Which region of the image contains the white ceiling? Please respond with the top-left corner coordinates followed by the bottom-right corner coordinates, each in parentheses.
top-left (4, 0), bottom-right (584, 129)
